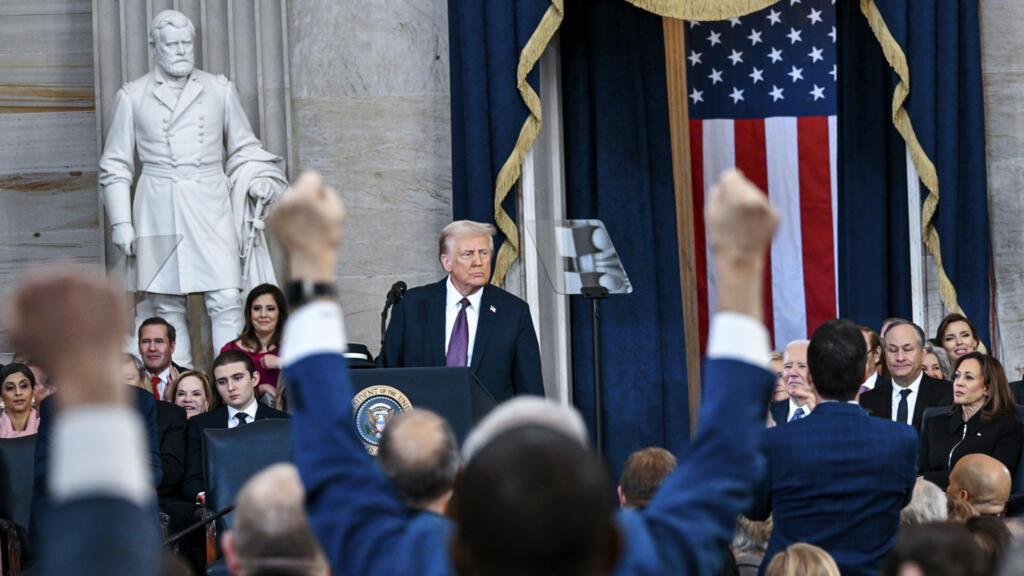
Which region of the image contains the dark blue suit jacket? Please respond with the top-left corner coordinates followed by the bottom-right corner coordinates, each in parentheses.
top-left (287, 348), bottom-right (773, 576)
top-left (750, 401), bottom-right (918, 576)
top-left (30, 386), bottom-right (161, 562)
top-left (769, 400), bottom-right (789, 426)
top-left (383, 279), bottom-right (543, 403)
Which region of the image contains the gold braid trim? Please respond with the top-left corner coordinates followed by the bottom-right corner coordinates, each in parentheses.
top-left (491, 1), bottom-right (564, 287)
top-left (623, 0), bottom-right (781, 20)
top-left (859, 0), bottom-right (969, 324)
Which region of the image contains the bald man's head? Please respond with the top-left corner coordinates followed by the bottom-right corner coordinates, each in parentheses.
top-left (377, 409), bottom-right (460, 511)
top-left (947, 454), bottom-right (1012, 516)
top-left (223, 463), bottom-right (328, 575)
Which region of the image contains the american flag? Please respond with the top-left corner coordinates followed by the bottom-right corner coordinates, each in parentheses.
top-left (686, 0), bottom-right (837, 351)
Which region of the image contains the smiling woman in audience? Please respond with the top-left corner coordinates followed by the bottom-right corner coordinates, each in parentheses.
top-left (221, 283), bottom-right (289, 403)
top-left (918, 352), bottom-right (1022, 489)
top-left (168, 370), bottom-right (215, 419)
top-left (0, 363), bottom-right (40, 438)
top-left (936, 313), bottom-right (980, 363)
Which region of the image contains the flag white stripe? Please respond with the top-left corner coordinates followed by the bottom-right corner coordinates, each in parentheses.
top-left (765, 117), bottom-right (806, 346)
top-left (828, 115), bottom-right (839, 317)
top-left (702, 119), bottom-right (736, 320)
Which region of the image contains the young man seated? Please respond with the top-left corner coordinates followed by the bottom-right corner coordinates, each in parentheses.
top-left (182, 349), bottom-right (289, 503)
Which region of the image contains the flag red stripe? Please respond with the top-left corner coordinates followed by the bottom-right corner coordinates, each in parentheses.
top-left (734, 119), bottom-right (775, 348)
top-left (690, 119), bottom-right (708, 356)
top-left (798, 116), bottom-right (837, 336)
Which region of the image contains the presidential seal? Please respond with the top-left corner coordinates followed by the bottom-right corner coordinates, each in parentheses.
top-left (352, 385), bottom-right (413, 455)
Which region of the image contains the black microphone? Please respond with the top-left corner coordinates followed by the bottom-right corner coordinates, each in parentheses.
top-left (380, 281), bottom-right (408, 366)
top-left (385, 281), bottom-right (408, 305)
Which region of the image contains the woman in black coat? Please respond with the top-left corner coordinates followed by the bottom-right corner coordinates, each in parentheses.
top-left (918, 352), bottom-right (1023, 489)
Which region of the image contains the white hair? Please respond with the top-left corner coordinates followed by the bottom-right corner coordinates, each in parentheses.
top-left (461, 396), bottom-right (589, 462)
top-left (438, 220), bottom-right (496, 258)
top-left (149, 10), bottom-right (194, 45)
top-left (900, 478), bottom-right (948, 526)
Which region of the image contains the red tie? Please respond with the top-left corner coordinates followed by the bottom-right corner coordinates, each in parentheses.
top-left (151, 376), bottom-right (162, 400)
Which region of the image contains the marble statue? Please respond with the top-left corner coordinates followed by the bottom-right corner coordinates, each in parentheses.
top-left (99, 10), bottom-right (286, 366)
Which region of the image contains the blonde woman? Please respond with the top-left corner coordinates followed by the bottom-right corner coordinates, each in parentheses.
top-left (764, 543), bottom-right (840, 576)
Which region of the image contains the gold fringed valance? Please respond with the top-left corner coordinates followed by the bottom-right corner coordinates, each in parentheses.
top-left (490, 1), bottom-right (564, 287)
top-left (623, 0), bottom-right (781, 21)
top-left (858, 0), bottom-right (968, 327)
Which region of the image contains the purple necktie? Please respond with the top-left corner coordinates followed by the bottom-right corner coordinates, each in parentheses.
top-left (446, 298), bottom-right (471, 367)
top-left (859, 385), bottom-right (869, 395)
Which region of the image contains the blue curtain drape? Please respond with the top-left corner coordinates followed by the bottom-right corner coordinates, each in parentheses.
top-left (561, 0), bottom-right (689, 481)
top-left (836, 0), bottom-right (912, 330)
top-left (838, 0), bottom-right (990, 344)
top-left (448, 0), bottom-right (549, 258)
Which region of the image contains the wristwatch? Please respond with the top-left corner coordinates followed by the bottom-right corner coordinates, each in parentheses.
top-left (285, 279), bottom-right (336, 308)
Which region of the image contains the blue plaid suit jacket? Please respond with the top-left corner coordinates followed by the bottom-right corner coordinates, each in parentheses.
top-left (750, 401), bottom-right (917, 576)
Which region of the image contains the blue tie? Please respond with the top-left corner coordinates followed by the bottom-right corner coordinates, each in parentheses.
top-left (789, 407), bottom-right (805, 422)
top-left (896, 388), bottom-right (912, 425)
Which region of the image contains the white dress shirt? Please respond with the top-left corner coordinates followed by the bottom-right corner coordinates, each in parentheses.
top-left (148, 365), bottom-right (174, 399)
top-left (227, 399), bottom-right (259, 428)
top-left (444, 277), bottom-right (483, 366)
top-left (787, 398), bottom-right (810, 422)
top-left (891, 372), bottom-right (923, 425)
top-left (861, 371), bottom-right (878, 392)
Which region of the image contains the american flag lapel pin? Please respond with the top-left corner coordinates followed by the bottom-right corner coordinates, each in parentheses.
top-left (490, 305), bottom-right (497, 313)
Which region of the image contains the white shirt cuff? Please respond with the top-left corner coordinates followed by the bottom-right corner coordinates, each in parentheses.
top-left (706, 312), bottom-right (771, 368)
top-left (281, 300), bottom-right (348, 366)
top-left (50, 405), bottom-right (152, 508)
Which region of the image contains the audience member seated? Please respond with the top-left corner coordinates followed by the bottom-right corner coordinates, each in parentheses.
top-left (221, 283), bottom-right (288, 405)
top-left (377, 409), bottom-right (460, 515)
top-left (763, 543), bottom-right (840, 576)
top-left (769, 352), bottom-right (788, 403)
top-left (919, 353), bottom-right (1022, 489)
top-left (13, 354), bottom-right (55, 406)
top-left (222, 463), bottom-right (328, 576)
top-left (859, 325), bottom-right (882, 394)
top-left (168, 370), bottom-right (217, 420)
top-left (900, 478), bottom-right (948, 526)
top-left (768, 340), bottom-right (817, 426)
top-left (751, 318), bottom-right (918, 576)
top-left (946, 453), bottom-right (1013, 517)
top-left (139, 317), bottom-right (188, 401)
top-left (924, 341), bottom-right (954, 382)
top-left (733, 515), bottom-right (772, 576)
top-left (617, 446), bottom-right (677, 509)
top-left (860, 319), bottom-right (953, 429)
top-left (183, 349), bottom-right (289, 503)
top-left (272, 169), bottom-right (778, 576)
top-left (937, 312), bottom-right (982, 364)
top-left (0, 363), bottom-right (40, 438)
top-left (964, 515), bottom-right (1012, 575)
top-left (879, 523), bottom-right (985, 576)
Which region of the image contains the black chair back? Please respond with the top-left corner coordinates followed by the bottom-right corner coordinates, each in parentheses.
top-left (202, 419), bottom-right (292, 536)
top-left (0, 435), bottom-right (37, 537)
top-left (919, 405), bottom-right (951, 435)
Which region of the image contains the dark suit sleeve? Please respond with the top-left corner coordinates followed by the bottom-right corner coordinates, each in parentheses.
top-left (134, 388), bottom-right (163, 488)
top-left (183, 416), bottom-right (205, 501)
top-left (37, 497), bottom-right (160, 576)
top-left (157, 403), bottom-right (187, 497)
top-left (918, 418), bottom-right (951, 487)
top-left (991, 417), bottom-right (1024, 478)
top-left (629, 359), bottom-right (774, 574)
top-left (512, 304), bottom-right (544, 396)
top-left (287, 352), bottom-right (425, 574)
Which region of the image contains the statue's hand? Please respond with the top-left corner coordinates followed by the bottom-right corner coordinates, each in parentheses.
top-left (112, 222), bottom-right (136, 256)
top-left (248, 178), bottom-right (277, 202)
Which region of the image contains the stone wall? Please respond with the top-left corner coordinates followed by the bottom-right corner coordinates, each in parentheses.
top-left (0, 0), bottom-right (100, 361)
top-left (980, 0), bottom-right (1024, 378)
top-left (287, 0), bottom-right (453, 354)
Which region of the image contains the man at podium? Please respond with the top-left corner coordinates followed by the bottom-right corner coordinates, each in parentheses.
top-left (383, 220), bottom-right (543, 403)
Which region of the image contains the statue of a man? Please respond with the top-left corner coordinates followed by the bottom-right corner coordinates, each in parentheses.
top-left (99, 10), bottom-right (286, 366)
